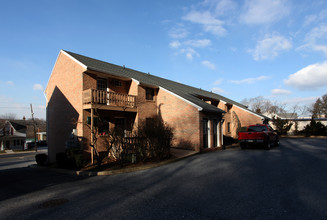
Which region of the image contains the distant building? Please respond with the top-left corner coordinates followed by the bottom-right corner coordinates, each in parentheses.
top-left (0, 120), bottom-right (26, 150)
top-left (264, 112), bottom-right (327, 134)
top-left (0, 119), bottom-right (46, 151)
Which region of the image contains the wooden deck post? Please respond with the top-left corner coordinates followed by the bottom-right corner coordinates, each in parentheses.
top-left (91, 108), bottom-right (94, 164)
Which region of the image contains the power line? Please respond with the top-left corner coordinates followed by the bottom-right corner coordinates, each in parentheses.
top-left (0, 106), bottom-right (45, 109)
top-left (0, 106), bottom-right (31, 109)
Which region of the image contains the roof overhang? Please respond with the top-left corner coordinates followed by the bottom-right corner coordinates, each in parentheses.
top-left (85, 69), bottom-right (132, 81)
top-left (159, 86), bottom-right (203, 111)
top-left (132, 78), bottom-right (159, 89)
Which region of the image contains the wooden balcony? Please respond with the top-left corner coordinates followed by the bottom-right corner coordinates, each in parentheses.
top-left (83, 89), bottom-right (137, 112)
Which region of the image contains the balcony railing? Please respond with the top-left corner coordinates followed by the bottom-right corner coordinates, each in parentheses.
top-left (83, 89), bottom-right (136, 108)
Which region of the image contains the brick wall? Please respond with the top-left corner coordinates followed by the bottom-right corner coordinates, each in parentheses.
top-left (108, 79), bottom-right (130, 94)
top-left (45, 51), bottom-right (85, 163)
top-left (157, 88), bottom-right (201, 151)
top-left (137, 86), bottom-right (158, 124)
top-left (218, 102), bottom-right (263, 138)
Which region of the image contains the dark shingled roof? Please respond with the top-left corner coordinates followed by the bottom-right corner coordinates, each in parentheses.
top-left (64, 50), bottom-right (266, 117)
top-left (9, 121), bottom-right (27, 133)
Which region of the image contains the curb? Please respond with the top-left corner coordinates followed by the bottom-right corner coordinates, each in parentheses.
top-left (29, 151), bottom-right (200, 177)
top-left (280, 135), bottom-right (327, 139)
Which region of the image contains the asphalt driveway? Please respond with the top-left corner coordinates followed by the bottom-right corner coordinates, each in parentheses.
top-left (0, 138), bottom-right (326, 219)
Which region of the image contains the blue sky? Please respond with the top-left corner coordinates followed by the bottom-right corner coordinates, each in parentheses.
top-left (1, 0), bottom-right (327, 120)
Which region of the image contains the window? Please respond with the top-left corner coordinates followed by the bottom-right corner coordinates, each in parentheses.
top-left (227, 122), bottom-right (231, 133)
top-left (113, 80), bottom-right (122, 87)
top-left (97, 78), bottom-right (107, 91)
top-left (248, 125), bottom-right (268, 132)
top-left (146, 88), bottom-right (155, 101)
top-left (98, 120), bottom-right (109, 136)
top-left (226, 104), bottom-right (232, 113)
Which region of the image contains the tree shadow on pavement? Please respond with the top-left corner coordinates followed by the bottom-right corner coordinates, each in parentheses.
top-left (0, 167), bottom-right (88, 202)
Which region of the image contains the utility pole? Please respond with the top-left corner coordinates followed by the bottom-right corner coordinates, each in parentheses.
top-left (30, 104), bottom-right (37, 152)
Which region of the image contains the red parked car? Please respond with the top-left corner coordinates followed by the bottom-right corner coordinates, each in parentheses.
top-left (238, 124), bottom-right (279, 150)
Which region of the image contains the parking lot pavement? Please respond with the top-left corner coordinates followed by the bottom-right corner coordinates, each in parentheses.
top-left (0, 138), bottom-right (326, 219)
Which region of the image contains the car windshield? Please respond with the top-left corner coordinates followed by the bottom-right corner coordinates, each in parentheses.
top-left (248, 126), bottom-right (268, 132)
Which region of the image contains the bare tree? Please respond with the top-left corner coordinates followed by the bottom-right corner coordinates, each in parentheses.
top-left (241, 96), bottom-right (310, 118)
top-left (0, 113), bottom-right (17, 120)
top-left (241, 96), bottom-right (283, 114)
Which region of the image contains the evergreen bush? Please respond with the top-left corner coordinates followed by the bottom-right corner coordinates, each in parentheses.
top-left (35, 154), bottom-right (48, 166)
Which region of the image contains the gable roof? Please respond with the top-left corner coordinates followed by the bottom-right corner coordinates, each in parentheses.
top-left (9, 120), bottom-right (26, 133)
top-left (62, 50), bottom-right (266, 118)
top-left (0, 120), bottom-right (27, 135)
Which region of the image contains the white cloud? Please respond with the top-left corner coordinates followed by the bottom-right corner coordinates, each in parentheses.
top-left (284, 61), bottom-right (327, 90)
top-left (169, 39), bottom-right (211, 60)
top-left (303, 15), bottom-right (318, 27)
top-left (185, 39), bottom-right (211, 47)
top-left (6, 81), bottom-right (14, 85)
top-left (229, 75), bottom-right (270, 84)
top-left (169, 26), bottom-right (189, 39)
top-left (212, 87), bottom-right (226, 94)
top-left (304, 23), bottom-right (327, 43)
top-left (250, 33), bottom-right (292, 60)
top-left (283, 96), bottom-right (318, 105)
top-left (182, 11), bottom-right (226, 36)
top-left (201, 60), bottom-right (216, 70)
top-left (169, 41), bottom-right (181, 48)
top-left (214, 78), bottom-right (223, 85)
top-left (33, 84), bottom-right (44, 91)
top-left (202, 0), bottom-right (236, 16)
top-left (240, 0), bottom-right (290, 25)
top-left (271, 89), bottom-right (291, 95)
top-left (299, 23), bottom-right (327, 56)
top-left (303, 9), bottom-right (327, 26)
top-left (180, 48), bottom-right (199, 60)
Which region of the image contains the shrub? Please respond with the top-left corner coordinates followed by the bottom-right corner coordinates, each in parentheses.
top-left (56, 152), bottom-right (67, 168)
top-left (35, 154), bottom-right (48, 166)
top-left (223, 135), bottom-right (237, 145)
top-left (66, 149), bottom-right (86, 169)
top-left (271, 116), bottom-right (293, 135)
top-left (302, 119), bottom-right (327, 136)
top-left (56, 150), bottom-right (86, 170)
top-left (137, 117), bottom-right (173, 161)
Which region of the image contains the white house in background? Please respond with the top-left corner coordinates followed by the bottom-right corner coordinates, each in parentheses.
top-left (0, 120), bottom-right (26, 151)
top-left (263, 112), bottom-right (327, 134)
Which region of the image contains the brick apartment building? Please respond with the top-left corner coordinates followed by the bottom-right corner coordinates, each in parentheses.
top-left (45, 50), bottom-right (266, 163)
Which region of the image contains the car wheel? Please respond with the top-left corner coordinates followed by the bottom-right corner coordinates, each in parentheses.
top-left (240, 143), bottom-right (246, 150)
top-left (275, 140), bottom-right (280, 146)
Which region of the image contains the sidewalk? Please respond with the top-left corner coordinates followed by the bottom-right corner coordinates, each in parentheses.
top-left (2, 147), bottom-right (48, 155)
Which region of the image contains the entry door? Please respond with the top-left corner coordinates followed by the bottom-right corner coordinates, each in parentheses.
top-left (203, 119), bottom-right (210, 148)
top-left (114, 118), bottom-right (126, 137)
top-left (97, 78), bottom-right (109, 104)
